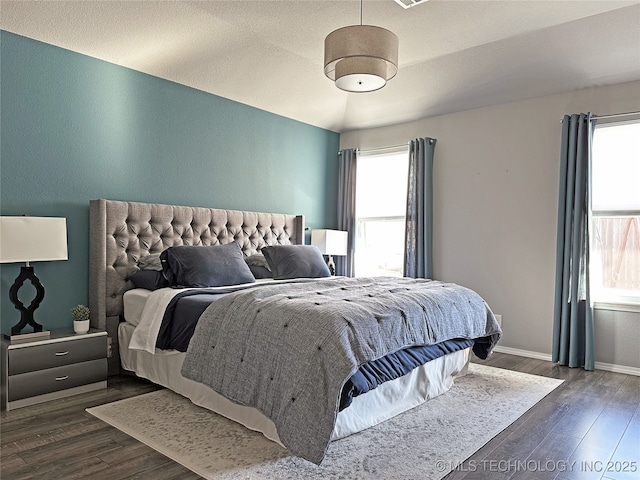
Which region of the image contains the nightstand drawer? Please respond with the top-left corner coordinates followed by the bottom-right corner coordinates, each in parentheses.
top-left (8, 336), bottom-right (107, 375)
top-left (8, 358), bottom-right (107, 402)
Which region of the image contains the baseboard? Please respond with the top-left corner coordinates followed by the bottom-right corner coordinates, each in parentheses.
top-left (592, 361), bottom-right (640, 376)
top-left (493, 346), bottom-right (552, 361)
top-left (492, 346), bottom-right (640, 376)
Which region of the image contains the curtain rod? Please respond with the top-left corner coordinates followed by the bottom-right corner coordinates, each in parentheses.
top-left (356, 143), bottom-right (409, 153)
top-left (559, 111), bottom-right (640, 123)
top-left (591, 111), bottom-right (640, 121)
top-left (337, 143), bottom-right (409, 155)
top-left (356, 142), bottom-right (409, 152)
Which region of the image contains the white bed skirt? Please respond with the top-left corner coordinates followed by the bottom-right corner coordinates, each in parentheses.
top-left (119, 322), bottom-right (470, 445)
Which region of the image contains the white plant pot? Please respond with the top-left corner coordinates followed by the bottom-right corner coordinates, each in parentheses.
top-left (73, 320), bottom-right (90, 334)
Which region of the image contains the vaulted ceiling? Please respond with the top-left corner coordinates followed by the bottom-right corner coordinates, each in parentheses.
top-left (2, 1), bottom-right (639, 132)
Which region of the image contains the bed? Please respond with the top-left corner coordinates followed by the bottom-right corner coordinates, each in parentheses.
top-left (89, 199), bottom-right (501, 465)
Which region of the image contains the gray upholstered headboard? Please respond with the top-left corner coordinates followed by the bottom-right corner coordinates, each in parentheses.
top-left (89, 199), bottom-right (304, 371)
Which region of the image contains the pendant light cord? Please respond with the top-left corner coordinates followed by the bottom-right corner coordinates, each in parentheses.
top-left (360, 0), bottom-right (363, 25)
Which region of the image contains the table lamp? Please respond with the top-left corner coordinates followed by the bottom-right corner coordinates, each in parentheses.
top-left (311, 229), bottom-right (348, 276)
top-left (0, 216), bottom-right (68, 341)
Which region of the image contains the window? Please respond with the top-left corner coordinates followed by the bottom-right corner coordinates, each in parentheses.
top-left (590, 120), bottom-right (640, 308)
top-left (354, 147), bottom-right (409, 277)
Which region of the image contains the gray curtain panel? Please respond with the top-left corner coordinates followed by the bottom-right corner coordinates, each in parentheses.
top-left (336, 148), bottom-right (357, 277)
top-left (404, 137), bottom-right (437, 279)
top-left (552, 113), bottom-right (595, 371)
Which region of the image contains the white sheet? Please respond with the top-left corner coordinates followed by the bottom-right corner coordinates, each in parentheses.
top-left (128, 287), bottom-right (194, 353)
top-left (119, 321), bottom-right (470, 444)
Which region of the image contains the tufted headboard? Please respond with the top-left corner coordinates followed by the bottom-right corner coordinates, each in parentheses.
top-left (89, 199), bottom-right (304, 371)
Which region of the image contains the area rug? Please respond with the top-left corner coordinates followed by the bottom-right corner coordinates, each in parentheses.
top-left (87, 364), bottom-right (563, 479)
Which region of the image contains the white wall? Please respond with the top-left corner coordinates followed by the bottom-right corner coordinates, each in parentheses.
top-left (340, 81), bottom-right (640, 370)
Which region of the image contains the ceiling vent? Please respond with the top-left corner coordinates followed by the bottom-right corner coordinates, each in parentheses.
top-left (394, 0), bottom-right (429, 8)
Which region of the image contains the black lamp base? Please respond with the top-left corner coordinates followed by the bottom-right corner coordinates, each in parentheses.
top-left (7, 266), bottom-right (48, 339)
top-left (326, 255), bottom-right (336, 276)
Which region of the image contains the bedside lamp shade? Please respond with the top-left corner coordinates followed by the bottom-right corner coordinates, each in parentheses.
top-left (311, 229), bottom-right (348, 275)
top-left (311, 229), bottom-right (348, 256)
top-left (0, 216), bottom-right (68, 340)
top-left (0, 217), bottom-right (68, 264)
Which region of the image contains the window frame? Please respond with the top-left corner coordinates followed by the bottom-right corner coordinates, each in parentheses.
top-left (354, 145), bottom-right (410, 278)
top-left (589, 119), bottom-right (640, 312)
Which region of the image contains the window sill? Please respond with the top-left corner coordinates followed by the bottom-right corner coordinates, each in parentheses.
top-left (593, 301), bottom-right (640, 314)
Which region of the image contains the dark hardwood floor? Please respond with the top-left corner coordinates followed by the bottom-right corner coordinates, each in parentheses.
top-left (1, 353), bottom-right (638, 479)
top-left (446, 354), bottom-right (639, 480)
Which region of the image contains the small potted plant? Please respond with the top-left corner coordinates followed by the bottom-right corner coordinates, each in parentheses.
top-left (71, 304), bottom-right (90, 334)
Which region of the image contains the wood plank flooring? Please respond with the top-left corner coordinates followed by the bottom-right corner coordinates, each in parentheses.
top-left (1, 353), bottom-right (638, 479)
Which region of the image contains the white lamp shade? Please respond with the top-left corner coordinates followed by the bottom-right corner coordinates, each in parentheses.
top-left (311, 229), bottom-right (348, 256)
top-left (0, 216), bottom-right (68, 263)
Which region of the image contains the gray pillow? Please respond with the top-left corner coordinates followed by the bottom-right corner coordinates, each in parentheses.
top-left (137, 253), bottom-right (163, 271)
top-left (248, 264), bottom-right (273, 279)
top-left (261, 245), bottom-right (331, 280)
top-left (128, 270), bottom-right (171, 290)
top-left (160, 243), bottom-right (255, 287)
top-left (245, 253), bottom-right (271, 270)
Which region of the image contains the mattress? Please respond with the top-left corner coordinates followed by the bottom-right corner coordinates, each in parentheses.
top-left (123, 288), bottom-right (151, 326)
top-left (118, 321), bottom-right (470, 443)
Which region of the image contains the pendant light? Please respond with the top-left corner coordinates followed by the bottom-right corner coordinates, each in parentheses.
top-left (324, 0), bottom-right (399, 93)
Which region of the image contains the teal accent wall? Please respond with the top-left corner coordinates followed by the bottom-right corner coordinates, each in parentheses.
top-left (0, 31), bottom-right (340, 334)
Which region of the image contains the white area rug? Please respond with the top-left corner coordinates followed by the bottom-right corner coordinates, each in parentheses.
top-left (87, 364), bottom-right (563, 479)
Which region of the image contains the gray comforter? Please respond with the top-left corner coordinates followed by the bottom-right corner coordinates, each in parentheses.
top-left (181, 277), bottom-right (501, 464)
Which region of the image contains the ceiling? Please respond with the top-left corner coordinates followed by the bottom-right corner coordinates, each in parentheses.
top-left (2, 1), bottom-right (639, 133)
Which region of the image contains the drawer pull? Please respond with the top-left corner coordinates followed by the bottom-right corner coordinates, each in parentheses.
top-left (55, 376), bottom-right (69, 381)
top-left (55, 351), bottom-right (70, 356)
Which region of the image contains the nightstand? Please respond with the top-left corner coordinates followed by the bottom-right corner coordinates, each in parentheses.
top-left (1, 329), bottom-right (108, 411)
